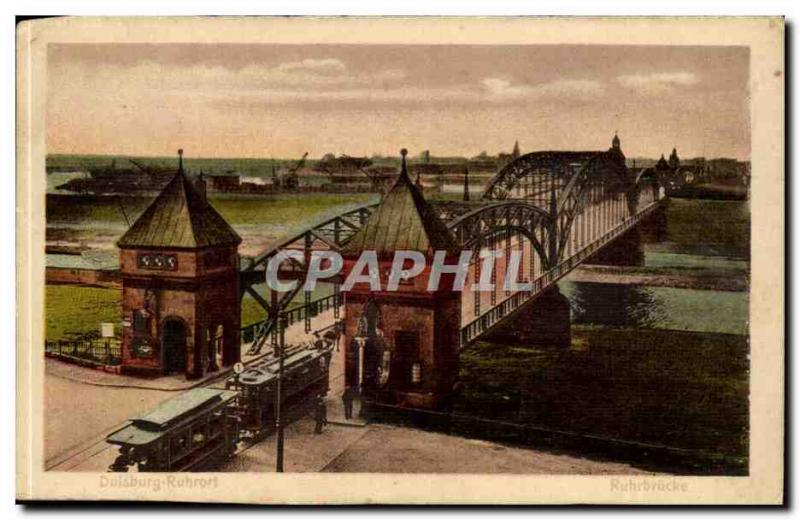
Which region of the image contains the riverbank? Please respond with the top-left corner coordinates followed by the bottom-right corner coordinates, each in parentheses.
top-left (455, 326), bottom-right (748, 474)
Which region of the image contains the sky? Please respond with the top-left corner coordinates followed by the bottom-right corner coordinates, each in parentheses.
top-left (47, 44), bottom-right (750, 160)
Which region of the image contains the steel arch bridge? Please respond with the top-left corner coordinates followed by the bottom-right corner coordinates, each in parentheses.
top-left (239, 145), bottom-right (665, 353)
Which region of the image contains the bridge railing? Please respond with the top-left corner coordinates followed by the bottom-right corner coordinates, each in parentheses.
top-left (240, 291), bottom-right (343, 345)
top-left (460, 199), bottom-right (661, 346)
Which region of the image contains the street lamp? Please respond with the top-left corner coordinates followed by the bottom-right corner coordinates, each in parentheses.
top-left (275, 315), bottom-right (287, 473)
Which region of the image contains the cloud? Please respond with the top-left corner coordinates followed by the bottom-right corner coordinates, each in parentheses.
top-left (51, 56), bottom-right (407, 94)
top-left (182, 76), bottom-right (610, 112)
top-left (51, 55), bottom-right (607, 113)
top-left (202, 77), bottom-right (608, 112)
top-left (481, 77), bottom-right (605, 101)
top-left (276, 58), bottom-right (347, 74)
top-left (616, 72), bottom-right (700, 93)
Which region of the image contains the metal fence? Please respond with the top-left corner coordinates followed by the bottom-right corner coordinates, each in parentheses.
top-left (45, 338), bottom-right (122, 367)
top-left (240, 292), bottom-right (342, 344)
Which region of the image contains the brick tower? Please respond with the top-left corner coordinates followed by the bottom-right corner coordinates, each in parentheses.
top-left (117, 150), bottom-right (242, 379)
top-left (340, 149), bottom-right (461, 410)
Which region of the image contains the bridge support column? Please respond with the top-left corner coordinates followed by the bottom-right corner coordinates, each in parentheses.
top-left (586, 226), bottom-right (645, 267)
top-left (639, 201), bottom-right (669, 243)
top-left (483, 286), bottom-right (571, 349)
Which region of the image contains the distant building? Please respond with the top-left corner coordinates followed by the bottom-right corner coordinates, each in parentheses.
top-left (668, 147), bottom-right (680, 169)
top-left (412, 163), bottom-right (444, 176)
top-left (498, 140), bottom-right (522, 168)
top-left (45, 249), bottom-right (120, 287)
top-left (207, 174), bottom-right (241, 191)
top-left (467, 158), bottom-right (498, 171)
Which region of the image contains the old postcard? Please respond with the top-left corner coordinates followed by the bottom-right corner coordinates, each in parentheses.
top-left (16, 16), bottom-right (783, 504)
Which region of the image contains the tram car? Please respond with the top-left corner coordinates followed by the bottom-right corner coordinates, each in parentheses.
top-left (106, 340), bottom-right (334, 472)
top-left (225, 342), bottom-right (333, 437)
top-left (106, 388), bottom-right (239, 472)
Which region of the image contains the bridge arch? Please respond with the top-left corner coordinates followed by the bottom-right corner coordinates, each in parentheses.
top-left (481, 149), bottom-right (632, 264)
top-left (446, 201), bottom-right (551, 265)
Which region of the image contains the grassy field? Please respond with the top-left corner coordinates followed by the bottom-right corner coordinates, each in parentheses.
top-left (665, 199), bottom-right (750, 255)
top-left (455, 327), bottom-right (749, 468)
top-left (45, 285), bottom-right (121, 341)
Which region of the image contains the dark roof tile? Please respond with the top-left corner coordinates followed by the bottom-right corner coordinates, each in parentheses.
top-left (117, 170), bottom-right (241, 249)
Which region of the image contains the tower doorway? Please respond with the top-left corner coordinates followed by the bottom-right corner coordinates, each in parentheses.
top-left (162, 318), bottom-right (187, 374)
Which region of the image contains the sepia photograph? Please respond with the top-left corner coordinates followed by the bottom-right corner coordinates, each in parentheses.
top-left (15, 15), bottom-right (784, 504)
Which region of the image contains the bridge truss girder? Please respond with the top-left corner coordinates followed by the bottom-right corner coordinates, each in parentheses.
top-left (239, 203), bottom-right (378, 354)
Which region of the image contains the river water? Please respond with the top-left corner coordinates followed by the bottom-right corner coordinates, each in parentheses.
top-left (559, 199), bottom-right (749, 337)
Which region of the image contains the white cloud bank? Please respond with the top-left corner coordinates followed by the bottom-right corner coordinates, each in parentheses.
top-left (275, 58), bottom-right (348, 74)
top-left (481, 77), bottom-right (605, 101)
top-left (616, 72), bottom-right (700, 93)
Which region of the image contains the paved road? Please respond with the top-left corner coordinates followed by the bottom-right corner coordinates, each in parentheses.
top-left (322, 424), bottom-right (657, 474)
top-left (44, 373), bottom-right (171, 464)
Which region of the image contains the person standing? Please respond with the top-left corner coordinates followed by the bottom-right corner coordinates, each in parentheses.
top-left (313, 395), bottom-right (328, 434)
top-left (341, 386), bottom-right (355, 420)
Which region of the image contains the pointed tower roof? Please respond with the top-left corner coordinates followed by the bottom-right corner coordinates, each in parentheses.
top-left (656, 153), bottom-right (670, 170)
top-left (341, 149), bottom-right (457, 256)
top-left (118, 150), bottom-right (241, 249)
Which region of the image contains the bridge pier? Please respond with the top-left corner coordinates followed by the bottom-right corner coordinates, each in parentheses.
top-left (638, 201), bottom-right (669, 243)
top-left (586, 226), bottom-right (645, 267)
top-left (483, 286), bottom-right (571, 349)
